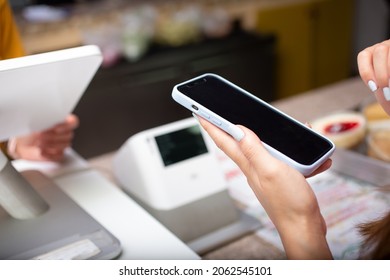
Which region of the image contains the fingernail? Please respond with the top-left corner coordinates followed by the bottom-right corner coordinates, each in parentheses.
top-left (384, 87), bottom-right (390, 101)
top-left (368, 80), bottom-right (378, 92)
top-left (233, 129), bottom-right (245, 142)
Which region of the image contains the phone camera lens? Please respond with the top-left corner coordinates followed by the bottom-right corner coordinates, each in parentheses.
top-left (191, 105), bottom-right (199, 111)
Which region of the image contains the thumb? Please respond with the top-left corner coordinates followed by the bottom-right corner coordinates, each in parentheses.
top-left (65, 114), bottom-right (79, 130)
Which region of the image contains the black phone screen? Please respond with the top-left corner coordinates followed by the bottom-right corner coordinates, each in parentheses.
top-left (177, 75), bottom-right (333, 165)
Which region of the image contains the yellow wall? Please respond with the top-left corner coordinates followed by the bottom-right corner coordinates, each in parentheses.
top-left (256, 0), bottom-right (354, 99)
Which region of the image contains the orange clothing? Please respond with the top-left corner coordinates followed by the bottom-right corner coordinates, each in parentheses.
top-left (0, 0), bottom-right (25, 59)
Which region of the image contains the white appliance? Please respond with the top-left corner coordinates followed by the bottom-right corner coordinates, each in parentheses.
top-left (113, 118), bottom-right (260, 253)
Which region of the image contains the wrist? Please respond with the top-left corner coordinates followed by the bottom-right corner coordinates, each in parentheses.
top-left (278, 215), bottom-right (332, 260)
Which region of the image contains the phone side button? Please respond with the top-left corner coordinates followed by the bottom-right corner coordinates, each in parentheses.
top-left (210, 117), bottom-right (222, 126)
top-left (199, 111), bottom-right (210, 119)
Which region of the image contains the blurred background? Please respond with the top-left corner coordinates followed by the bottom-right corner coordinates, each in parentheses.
top-left (10, 0), bottom-right (390, 159)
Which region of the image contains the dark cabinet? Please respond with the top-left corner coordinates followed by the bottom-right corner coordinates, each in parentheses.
top-left (73, 31), bottom-right (276, 158)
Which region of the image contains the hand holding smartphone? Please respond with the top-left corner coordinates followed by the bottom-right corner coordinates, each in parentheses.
top-left (172, 73), bottom-right (335, 176)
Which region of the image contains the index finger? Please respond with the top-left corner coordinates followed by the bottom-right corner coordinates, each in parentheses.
top-left (49, 114), bottom-right (80, 134)
top-left (358, 40), bottom-right (390, 90)
top-left (197, 115), bottom-right (246, 165)
top-left (198, 115), bottom-right (281, 178)
top-left (357, 45), bottom-right (377, 89)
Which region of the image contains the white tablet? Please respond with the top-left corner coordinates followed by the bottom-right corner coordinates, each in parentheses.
top-left (0, 45), bottom-right (102, 141)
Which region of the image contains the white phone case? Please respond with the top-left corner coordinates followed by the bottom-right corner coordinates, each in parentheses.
top-left (172, 73), bottom-right (335, 176)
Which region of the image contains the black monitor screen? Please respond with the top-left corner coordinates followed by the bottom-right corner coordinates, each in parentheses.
top-left (155, 125), bottom-right (208, 167)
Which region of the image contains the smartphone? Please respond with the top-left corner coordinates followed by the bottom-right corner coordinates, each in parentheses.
top-left (172, 73), bottom-right (335, 176)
